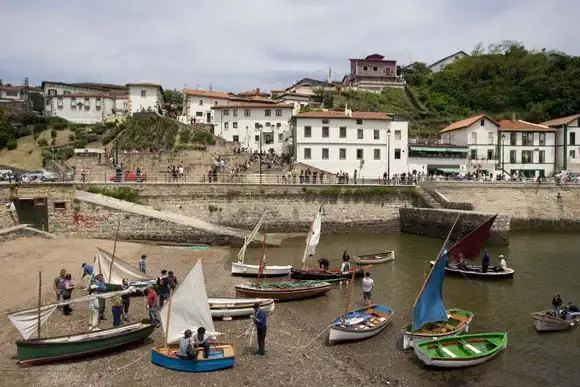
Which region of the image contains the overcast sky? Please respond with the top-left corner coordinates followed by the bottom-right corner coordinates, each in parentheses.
top-left (1, 0), bottom-right (578, 92)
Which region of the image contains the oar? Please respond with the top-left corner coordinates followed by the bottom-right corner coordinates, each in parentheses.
top-left (457, 267), bottom-right (481, 287)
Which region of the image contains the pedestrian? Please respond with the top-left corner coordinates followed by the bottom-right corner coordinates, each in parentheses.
top-left (62, 274), bottom-right (75, 315)
top-left (139, 255), bottom-right (147, 273)
top-left (251, 302), bottom-right (267, 356)
top-left (88, 286), bottom-right (101, 331)
top-left (362, 272), bottom-right (374, 307)
top-left (111, 293), bottom-right (123, 327)
top-left (157, 270), bottom-right (170, 308)
top-left (121, 278), bottom-right (131, 322)
top-left (92, 274), bottom-right (107, 320)
top-left (167, 271), bottom-right (178, 292)
top-left (146, 287), bottom-right (160, 324)
top-left (53, 269), bottom-right (66, 306)
top-left (81, 262), bottom-right (94, 289)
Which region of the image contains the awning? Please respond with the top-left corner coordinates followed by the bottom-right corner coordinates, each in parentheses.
top-left (437, 168), bottom-right (460, 173)
top-left (409, 146), bottom-right (468, 152)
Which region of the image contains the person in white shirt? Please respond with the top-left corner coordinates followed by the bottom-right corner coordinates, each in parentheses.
top-left (362, 272), bottom-right (374, 306)
top-left (499, 255), bottom-right (507, 271)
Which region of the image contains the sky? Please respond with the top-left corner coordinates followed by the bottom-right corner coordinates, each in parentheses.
top-left (1, 0), bottom-right (579, 92)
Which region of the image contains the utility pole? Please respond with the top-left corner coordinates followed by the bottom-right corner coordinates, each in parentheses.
top-left (259, 125), bottom-right (263, 184)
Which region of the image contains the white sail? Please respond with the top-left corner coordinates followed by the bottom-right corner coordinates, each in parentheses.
top-left (237, 213), bottom-right (266, 263)
top-left (94, 247), bottom-right (153, 285)
top-left (160, 260), bottom-right (216, 344)
top-left (302, 210), bottom-right (323, 263)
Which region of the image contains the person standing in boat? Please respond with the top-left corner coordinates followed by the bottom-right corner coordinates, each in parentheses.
top-left (482, 252), bottom-right (490, 273)
top-left (362, 272), bottom-right (374, 306)
top-left (552, 293), bottom-right (563, 317)
top-left (252, 302), bottom-right (267, 356)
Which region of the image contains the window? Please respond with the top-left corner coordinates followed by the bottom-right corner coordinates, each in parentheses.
top-left (394, 148), bottom-right (401, 159)
top-left (233, 109), bottom-right (238, 117)
top-left (70, 98), bottom-right (76, 107)
top-left (57, 98), bottom-right (63, 109)
top-left (569, 150), bottom-right (576, 159)
top-left (223, 109), bottom-right (229, 116)
top-left (363, 66), bottom-right (368, 71)
top-left (356, 119), bottom-right (363, 125)
top-left (374, 149), bottom-right (381, 160)
top-left (304, 126), bottom-right (312, 137)
top-left (339, 127), bottom-right (347, 138)
top-left (339, 148), bottom-right (346, 160)
top-left (539, 150), bottom-right (545, 163)
top-left (510, 150), bottom-right (517, 163)
top-left (322, 119), bottom-right (329, 124)
top-left (570, 132), bottom-right (576, 145)
top-left (48, 89), bottom-right (57, 96)
top-left (196, 111), bottom-right (203, 117)
top-left (278, 133), bottom-right (284, 141)
top-left (356, 149), bottom-right (364, 160)
top-left (244, 109), bottom-right (251, 117)
top-left (45, 99), bottom-right (50, 106)
top-left (255, 123), bottom-right (261, 129)
top-left (470, 149), bottom-right (478, 159)
top-left (255, 135), bottom-right (260, 142)
top-left (224, 122), bottom-right (229, 129)
top-left (539, 133), bottom-right (546, 146)
top-left (6, 90), bottom-right (18, 97)
top-left (394, 130), bottom-right (401, 140)
top-left (199, 100), bottom-right (203, 106)
top-left (521, 150), bottom-right (533, 163)
top-left (322, 126), bottom-right (329, 138)
top-left (322, 148), bottom-right (329, 160)
top-left (265, 122), bottom-right (271, 127)
top-left (373, 66), bottom-right (378, 71)
top-left (522, 133), bottom-right (534, 146)
top-left (233, 122), bottom-right (238, 129)
top-left (487, 149), bottom-right (494, 160)
top-left (480, 119), bottom-right (485, 126)
top-left (488, 132), bottom-right (494, 145)
top-left (233, 135), bottom-right (239, 142)
top-left (357, 129), bottom-right (363, 139)
top-left (304, 148), bottom-right (311, 159)
top-left (53, 202), bottom-right (66, 210)
top-left (471, 132), bottom-right (477, 144)
top-left (510, 133), bottom-right (517, 146)
top-left (374, 130), bottom-right (380, 140)
top-left (265, 109), bottom-right (271, 116)
top-left (276, 122), bottom-right (281, 127)
top-left (84, 98), bottom-right (90, 111)
top-left (140, 90), bottom-right (146, 98)
top-left (275, 109), bottom-right (282, 116)
top-left (123, 101), bottom-right (128, 110)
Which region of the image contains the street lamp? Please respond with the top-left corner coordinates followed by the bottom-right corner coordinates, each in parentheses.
top-left (501, 133), bottom-right (506, 177)
top-left (387, 128), bottom-right (391, 185)
top-left (259, 124), bottom-right (263, 184)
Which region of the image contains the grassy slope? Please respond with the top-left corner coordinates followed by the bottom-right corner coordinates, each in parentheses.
top-left (0, 130), bottom-right (73, 170)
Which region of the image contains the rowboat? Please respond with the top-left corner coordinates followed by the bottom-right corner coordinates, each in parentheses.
top-left (402, 308), bottom-right (473, 350)
top-left (431, 262), bottom-right (515, 279)
top-left (354, 251), bottom-right (395, 265)
top-left (289, 267), bottom-right (365, 281)
top-left (151, 260), bottom-right (236, 372)
top-left (413, 332), bottom-right (507, 368)
top-left (329, 305), bottom-right (393, 344)
top-left (531, 310), bottom-right (580, 332)
top-left (209, 297), bottom-right (275, 319)
top-left (235, 280), bottom-right (332, 301)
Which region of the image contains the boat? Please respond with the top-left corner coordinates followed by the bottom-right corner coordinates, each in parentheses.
top-left (439, 214), bottom-right (515, 279)
top-left (402, 215), bottom-right (474, 350)
top-left (531, 310), bottom-right (580, 332)
top-left (235, 280), bottom-right (332, 301)
top-left (290, 267), bottom-right (365, 281)
top-left (208, 298), bottom-right (275, 319)
top-left (231, 212), bottom-right (292, 277)
top-left (329, 305), bottom-right (393, 344)
top-left (94, 247), bottom-right (157, 291)
top-left (150, 260), bottom-right (236, 372)
top-left (7, 274), bottom-right (154, 366)
top-left (413, 332), bottom-right (508, 368)
top-left (354, 251), bottom-right (395, 265)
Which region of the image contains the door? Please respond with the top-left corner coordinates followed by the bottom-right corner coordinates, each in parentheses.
top-left (14, 197), bottom-right (48, 231)
top-left (206, 113), bottom-right (211, 123)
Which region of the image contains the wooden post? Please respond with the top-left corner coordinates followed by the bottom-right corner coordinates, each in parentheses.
top-left (164, 290), bottom-right (173, 349)
top-left (37, 271), bottom-right (42, 339)
top-left (108, 217), bottom-right (122, 283)
top-left (342, 269), bottom-right (357, 323)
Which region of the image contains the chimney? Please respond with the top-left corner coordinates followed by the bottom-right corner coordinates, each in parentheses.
top-left (256, 88), bottom-right (260, 95)
top-left (512, 112), bottom-right (516, 121)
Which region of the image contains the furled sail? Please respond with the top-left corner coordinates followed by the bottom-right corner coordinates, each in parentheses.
top-left (237, 213), bottom-right (266, 263)
top-left (94, 247), bottom-right (152, 284)
top-left (447, 214), bottom-right (497, 261)
top-left (302, 209), bottom-right (323, 264)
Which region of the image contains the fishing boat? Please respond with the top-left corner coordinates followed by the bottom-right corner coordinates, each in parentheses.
top-left (531, 310), bottom-right (580, 332)
top-left (354, 251), bottom-right (395, 265)
top-left (413, 332), bottom-right (508, 368)
top-left (434, 263), bottom-right (515, 279)
top-left (231, 212), bottom-right (292, 277)
top-left (7, 273), bottom-right (154, 366)
top-left (402, 216), bottom-right (474, 350)
top-left (235, 280), bottom-right (332, 301)
top-left (290, 267), bottom-right (365, 281)
top-left (208, 298), bottom-right (275, 319)
top-left (150, 260), bottom-right (236, 372)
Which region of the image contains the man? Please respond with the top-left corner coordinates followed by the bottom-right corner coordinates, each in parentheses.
top-left (193, 327), bottom-right (211, 359)
top-left (81, 263), bottom-right (94, 278)
top-left (157, 270), bottom-right (170, 308)
top-left (111, 293), bottom-right (123, 327)
top-left (167, 271), bottom-right (178, 292)
top-left (362, 272), bottom-right (374, 307)
top-left (146, 287), bottom-right (160, 324)
top-left (552, 293), bottom-right (563, 317)
top-left (88, 285), bottom-right (101, 331)
top-left (92, 274), bottom-right (107, 320)
top-left (121, 278), bottom-right (131, 322)
top-left (6, 200), bottom-right (17, 225)
top-left (178, 329), bottom-right (195, 360)
top-left (318, 258), bottom-right (330, 271)
top-left (482, 252), bottom-right (490, 273)
top-left (53, 269), bottom-right (66, 305)
top-left (252, 302), bottom-right (267, 356)
top-left (499, 255), bottom-right (507, 271)
top-left (138, 255), bottom-right (147, 274)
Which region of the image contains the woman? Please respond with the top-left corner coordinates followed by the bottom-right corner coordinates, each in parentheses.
top-left (62, 274), bottom-right (75, 315)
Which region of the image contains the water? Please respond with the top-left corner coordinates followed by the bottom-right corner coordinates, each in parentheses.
top-left (234, 232), bottom-right (580, 387)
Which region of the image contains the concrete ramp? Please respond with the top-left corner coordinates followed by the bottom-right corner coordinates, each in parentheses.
top-left (0, 224), bottom-right (61, 239)
top-left (75, 190), bottom-right (280, 246)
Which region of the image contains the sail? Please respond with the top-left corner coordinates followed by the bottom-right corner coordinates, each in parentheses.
top-left (160, 260), bottom-right (216, 344)
top-left (412, 240), bottom-right (450, 331)
top-left (94, 247), bottom-right (152, 284)
top-left (448, 214), bottom-right (497, 261)
top-left (7, 288), bottom-right (134, 340)
top-left (302, 209), bottom-right (323, 263)
top-left (237, 213), bottom-right (266, 263)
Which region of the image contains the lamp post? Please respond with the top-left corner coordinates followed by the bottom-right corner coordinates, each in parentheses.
top-left (387, 128), bottom-right (391, 185)
top-left (501, 133), bottom-right (506, 177)
top-left (259, 124), bottom-right (263, 184)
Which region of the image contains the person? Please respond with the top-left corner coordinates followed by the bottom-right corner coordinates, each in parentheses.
top-left (88, 285), bottom-right (101, 331)
top-left (121, 278), bottom-right (131, 322)
top-left (564, 301), bottom-right (580, 320)
top-left (342, 250), bottom-right (349, 262)
top-left (340, 257), bottom-right (351, 274)
top-left (62, 274), bottom-right (75, 315)
top-left (167, 271), bottom-right (178, 292)
top-left (157, 270), bottom-right (170, 308)
top-left (146, 287), bottom-right (160, 324)
top-left (193, 327), bottom-right (211, 359)
top-left (318, 258), bottom-right (330, 271)
top-left (552, 293), bottom-right (563, 317)
top-left (53, 269), bottom-right (66, 306)
top-left (499, 255), bottom-right (507, 271)
top-left (92, 274), bottom-right (107, 320)
top-left (139, 255), bottom-right (147, 274)
top-left (482, 252), bottom-right (490, 273)
top-left (178, 329), bottom-right (195, 359)
top-left (252, 302), bottom-right (267, 356)
top-left (362, 272), bottom-right (374, 306)
top-left (81, 263), bottom-right (94, 278)
top-left (111, 293), bottom-right (123, 327)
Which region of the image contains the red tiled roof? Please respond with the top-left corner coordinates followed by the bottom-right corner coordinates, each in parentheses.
top-left (127, 82), bottom-right (162, 87)
top-left (540, 114), bottom-right (580, 127)
top-left (47, 93), bottom-right (122, 99)
top-left (294, 111), bottom-right (391, 120)
top-left (439, 114), bottom-right (499, 133)
top-left (184, 88), bottom-right (231, 99)
top-left (212, 103), bottom-right (293, 109)
top-left (499, 120), bottom-right (555, 132)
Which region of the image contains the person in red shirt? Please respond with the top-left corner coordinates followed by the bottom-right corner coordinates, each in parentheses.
top-left (146, 287), bottom-right (160, 324)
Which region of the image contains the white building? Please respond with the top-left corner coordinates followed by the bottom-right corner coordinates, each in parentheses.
top-left (291, 110), bottom-right (409, 178)
top-left (127, 83), bottom-right (164, 115)
top-left (407, 144), bottom-right (469, 175)
top-left (211, 103), bottom-right (294, 154)
top-left (275, 92), bottom-right (321, 115)
top-left (428, 51), bottom-right (469, 73)
top-left (541, 114), bottom-right (580, 173)
top-left (183, 89), bottom-right (232, 124)
top-left (0, 84), bottom-right (25, 109)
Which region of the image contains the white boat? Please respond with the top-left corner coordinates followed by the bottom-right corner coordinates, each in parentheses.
top-left (355, 251), bottom-right (395, 265)
top-left (328, 305), bottom-right (393, 344)
top-left (430, 261), bottom-right (515, 279)
top-left (532, 310), bottom-right (580, 332)
top-left (231, 213), bottom-right (292, 277)
top-left (208, 297), bottom-right (275, 318)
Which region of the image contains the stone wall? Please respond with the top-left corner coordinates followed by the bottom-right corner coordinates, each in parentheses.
top-left (399, 207), bottom-right (510, 245)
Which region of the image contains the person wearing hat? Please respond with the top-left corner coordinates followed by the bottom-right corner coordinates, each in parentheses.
top-left (251, 302), bottom-right (267, 356)
top-left (138, 255), bottom-right (147, 274)
top-left (499, 255), bottom-right (507, 271)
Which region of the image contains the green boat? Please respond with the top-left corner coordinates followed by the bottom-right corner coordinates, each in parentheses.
top-left (413, 332), bottom-right (508, 368)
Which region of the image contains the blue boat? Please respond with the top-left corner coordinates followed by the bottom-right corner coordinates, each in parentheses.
top-left (150, 343), bottom-right (235, 372)
top-left (328, 305), bottom-right (393, 344)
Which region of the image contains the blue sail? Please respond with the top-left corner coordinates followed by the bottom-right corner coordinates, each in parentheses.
top-left (412, 240), bottom-right (449, 331)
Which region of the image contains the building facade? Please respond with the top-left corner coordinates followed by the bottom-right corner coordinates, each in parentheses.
top-left (541, 114), bottom-right (580, 173)
top-left (183, 89), bottom-right (233, 124)
top-left (291, 110), bottom-right (408, 178)
top-left (0, 85), bottom-right (25, 109)
top-left (428, 51), bottom-right (469, 73)
top-left (211, 103), bottom-right (293, 154)
top-left (343, 54), bottom-right (404, 91)
top-left (407, 144), bottom-right (469, 175)
top-left (127, 83), bottom-right (164, 115)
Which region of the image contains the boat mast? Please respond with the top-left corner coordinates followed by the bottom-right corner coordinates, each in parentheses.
top-left (37, 271), bottom-right (41, 339)
top-left (108, 217), bottom-right (122, 283)
top-left (164, 289), bottom-right (173, 349)
top-left (342, 270), bottom-right (357, 322)
top-left (238, 212), bottom-right (266, 264)
top-left (257, 224), bottom-right (268, 285)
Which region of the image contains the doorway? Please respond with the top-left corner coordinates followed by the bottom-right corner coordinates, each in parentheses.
top-left (206, 113), bottom-right (211, 123)
top-left (14, 197), bottom-right (48, 231)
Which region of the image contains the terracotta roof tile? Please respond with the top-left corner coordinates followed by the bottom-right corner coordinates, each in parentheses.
top-left (127, 82), bottom-right (162, 87)
top-left (499, 120), bottom-right (555, 132)
top-left (439, 114), bottom-right (499, 133)
top-left (212, 103), bottom-right (293, 109)
top-left (540, 114), bottom-right (580, 127)
top-left (294, 111), bottom-right (391, 120)
top-left (184, 88), bottom-right (231, 99)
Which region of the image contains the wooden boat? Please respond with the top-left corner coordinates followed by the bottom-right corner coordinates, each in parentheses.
top-left (413, 332), bottom-right (507, 368)
top-left (403, 216), bottom-right (474, 350)
top-left (354, 251), bottom-right (395, 265)
top-left (235, 280), bottom-right (332, 301)
top-left (531, 310), bottom-right (580, 332)
top-left (231, 213), bottom-right (292, 277)
top-left (329, 305), bottom-right (393, 344)
top-left (209, 297), bottom-right (275, 319)
top-left (151, 260), bottom-right (235, 372)
top-left (431, 261), bottom-right (515, 279)
top-left (290, 267), bottom-right (365, 281)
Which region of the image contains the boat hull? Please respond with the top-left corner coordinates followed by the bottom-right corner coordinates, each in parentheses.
top-left (355, 251), bottom-right (395, 265)
top-left (328, 305), bottom-right (393, 344)
top-left (413, 332), bottom-right (507, 368)
top-left (289, 268), bottom-right (365, 281)
top-left (16, 323), bottom-right (155, 366)
top-left (151, 343), bottom-right (235, 372)
top-left (231, 262), bottom-right (292, 277)
top-left (235, 282), bottom-right (332, 301)
top-left (429, 261), bottom-right (515, 279)
top-left (532, 310), bottom-right (580, 332)
top-left (209, 297), bottom-right (275, 318)
top-left (402, 308), bottom-right (474, 349)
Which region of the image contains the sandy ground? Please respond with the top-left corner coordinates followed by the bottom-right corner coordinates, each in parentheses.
top-left (0, 236), bottom-right (429, 387)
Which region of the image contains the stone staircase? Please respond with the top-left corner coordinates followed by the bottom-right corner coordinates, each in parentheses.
top-left (414, 185), bottom-right (443, 209)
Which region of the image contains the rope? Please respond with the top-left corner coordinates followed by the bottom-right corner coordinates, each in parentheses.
top-left (116, 352), bottom-right (148, 371)
top-left (265, 323), bottom-right (333, 350)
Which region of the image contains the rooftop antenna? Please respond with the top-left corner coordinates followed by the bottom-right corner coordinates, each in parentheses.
top-left (209, 83), bottom-right (213, 91)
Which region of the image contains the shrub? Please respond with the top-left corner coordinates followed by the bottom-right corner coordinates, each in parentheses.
top-left (37, 138), bottom-right (49, 147)
top-left (87, 186), bottom-right (139, 203)
top-left (86, 133), bottom-right (99, 143)
top-left (56, 146), bottom-right (74, 160)
top-left (191, 131), bottom-right (216, 145)
top-left (91, 125), bottom-right (107, 135)
top-left (6, 139), bottom-right (17, 150)
top-left (68, 134), bottom-right (76, 142)
top-left (179, 128), bottom-right (190, 143)
top-left (50, 129), bottom-right (57, 139)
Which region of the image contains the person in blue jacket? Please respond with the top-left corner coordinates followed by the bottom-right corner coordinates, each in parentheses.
top-left (252, 303), bottom-right (267, 356)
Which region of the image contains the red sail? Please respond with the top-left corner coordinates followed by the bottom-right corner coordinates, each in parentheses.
top-left (447, 214), bottom-right (497, 261)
